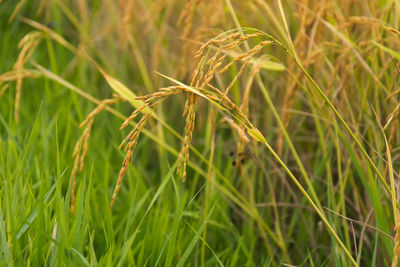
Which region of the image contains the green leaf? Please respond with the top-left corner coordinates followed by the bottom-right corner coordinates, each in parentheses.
top-left (374, 42), bottom-right (400, 61)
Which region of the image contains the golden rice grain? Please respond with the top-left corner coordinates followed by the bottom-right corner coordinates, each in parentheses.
top-left (111, 108), bottom-right (153, 208)
top-left (70, 96), bottom-right (121, 213)
top-left (177, 94), bottom-right (198, 182)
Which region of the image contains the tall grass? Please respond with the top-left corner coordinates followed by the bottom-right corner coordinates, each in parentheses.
top-left (1, 0), bottom-right (400, 266)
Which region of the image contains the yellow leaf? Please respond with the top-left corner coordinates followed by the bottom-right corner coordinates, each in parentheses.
top-left (247, 128), bottom-right (266, 143)
top-left (100, 70), bottom-right (145, 110)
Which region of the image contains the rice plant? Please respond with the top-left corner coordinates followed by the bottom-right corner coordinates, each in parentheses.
top-left (1, 0), bottom-right (400, 266)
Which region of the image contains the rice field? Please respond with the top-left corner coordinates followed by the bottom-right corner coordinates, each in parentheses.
top-left (1, 0), bottom-right (400, 266)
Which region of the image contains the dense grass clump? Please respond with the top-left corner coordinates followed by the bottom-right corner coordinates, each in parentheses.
top-left (1, 0), bottom-right (400, 266)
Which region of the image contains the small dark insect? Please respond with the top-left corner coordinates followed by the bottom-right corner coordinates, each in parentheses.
top-left (229, 151), bottom-right (251, 166)
top-left (45, 22), bottom-right (55, 29)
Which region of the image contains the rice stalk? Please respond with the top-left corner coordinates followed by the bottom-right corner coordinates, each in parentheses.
top-left (393, 219), bottom-right (400, 267)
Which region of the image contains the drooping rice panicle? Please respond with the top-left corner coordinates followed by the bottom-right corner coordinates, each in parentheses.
top-left (177, 93), bottom-right (198, 182)
top-left (13, 31), bottom-right (42, 122)
top-left (111, 107), bottom-right (154, 208)
top-left (70, 96), bottom-right (122, 213)
top-left (109, 29), bottom-right (275, 203)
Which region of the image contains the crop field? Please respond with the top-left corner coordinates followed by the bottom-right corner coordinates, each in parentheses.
top-left (1, 0), bottom-right (400, 266)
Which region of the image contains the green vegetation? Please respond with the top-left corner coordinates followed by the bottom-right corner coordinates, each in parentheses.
top-left (1, 0), bottom-right (400, 266)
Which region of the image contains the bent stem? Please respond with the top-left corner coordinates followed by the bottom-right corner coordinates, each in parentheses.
top-left (254, 131), bottom-right (358, 266)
